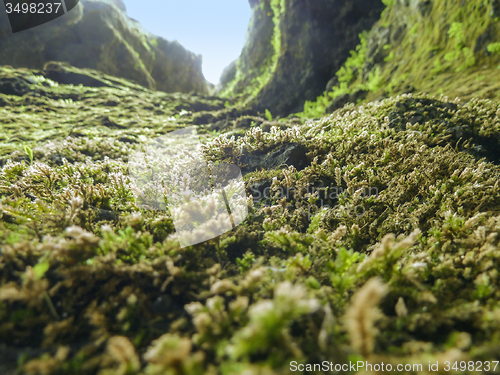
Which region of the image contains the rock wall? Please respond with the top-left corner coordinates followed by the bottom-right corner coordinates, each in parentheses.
top-left (218, 0), bottom-right (385, 116)
top-left (305, 0), bottom-right (500, 116)
top-left (0, 0), bottom-right (209, 94)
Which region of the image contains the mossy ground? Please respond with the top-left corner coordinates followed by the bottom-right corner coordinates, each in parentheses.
top-left (0, 65), bottom-right (227, 165)
top-left (300, 0), bottom-right (500, 119)
top-left (2, 62), bottom-right (500, 374)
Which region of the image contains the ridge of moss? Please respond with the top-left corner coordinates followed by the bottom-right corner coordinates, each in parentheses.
top-left (2, 69), bottom-right (500, 372)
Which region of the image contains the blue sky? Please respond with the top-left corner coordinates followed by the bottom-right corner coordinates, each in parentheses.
top-left (123, 1), bottom-right (251, 84)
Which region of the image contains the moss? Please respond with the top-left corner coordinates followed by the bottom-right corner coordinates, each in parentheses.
top-left (2, 63), bottom-right (500, 373)
top-left (149, 38), bottom-right (159, 48)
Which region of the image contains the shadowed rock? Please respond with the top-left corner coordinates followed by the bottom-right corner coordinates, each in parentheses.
top-left (240, 143), bottom-right (308, 173)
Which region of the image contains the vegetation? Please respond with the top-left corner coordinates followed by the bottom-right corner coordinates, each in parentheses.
top-left (2, 62), bottom-right (500, 372)
top-left (2, 0), bottom-right (500, 373)
top-left (219, 0), bottom-right (285, 106)
top-left (299, 0), bottom-right (500, 118)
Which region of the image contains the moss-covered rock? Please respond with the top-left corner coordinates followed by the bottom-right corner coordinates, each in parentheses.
top-left (302, 0), bottom-right (500, 118)
top-left (218, 0), bottom-right (385, 117)
top-left (2, 63), bottom-right (500, 373)
top-left (0, 0), bottom-right (209, 94)
top-left (0, 64), bottom-right (226, 167)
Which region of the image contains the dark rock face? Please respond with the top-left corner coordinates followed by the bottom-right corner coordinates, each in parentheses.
top-left (417, 0), bottom-right (433, 17)
top-left (0, 0), bottom-right (208, 94)
top-left (492, 0), bottom-right (500, 17)
top-left (219, 0), bottom-right (385, 116)
top-left (475, 25), bottom-right (496, 54)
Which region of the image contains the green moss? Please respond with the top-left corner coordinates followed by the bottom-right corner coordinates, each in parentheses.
top-left (2, 61), bottom-right (500, 373)
top-left (264, 108), bottom-right (273, 121)
top-left (149, 38), bottom-right (159, 47)
top-left (23, 145), bottom-right (33, 165)
top-left (220, 0), bottom-right (285, 106)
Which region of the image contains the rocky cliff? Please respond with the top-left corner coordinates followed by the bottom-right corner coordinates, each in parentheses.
top-left (3, 1), bottom-right (500, 374)
top-left (0, 0), bottom-right (209, 94)
top-left (302, 0), bottom-right (500, 116)
top-left (218, 0), bottom-right (385, 116)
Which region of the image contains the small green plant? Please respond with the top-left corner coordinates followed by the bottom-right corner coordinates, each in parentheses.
top-left (307, 207), bottom-right (328, 234)
top-left (236, 251), bottom-right (256, 273)
top-left (365, 66), bottom-right (383, 92)
top-left (409, 23), bottom-right (418, 36)
top-left (459, 47), bottom-right (476, 71)
top-left (24, 145), bottom-right (33, 165)
top-left (337, 31), bottom-right (369, 85)
top-left (443, 22), bottom-right (475, 71)
top-left (264, 109), bottom-right (273, 121)
top-left (384, 50), bottom-right (394, 62)
top-left (328, 247), bottom-right (363, 304)
top-left (265, 229), bottom-right (314, 253)
top-left (99, 226), bottom-right (154, 264)
top-left (443, 49), bottom-right (461, 62)
top-left (448, 22), bottom-right (464, 45)
top-left (33, 261), bottom-right (50, 280)
top-left (431, 57), bottom-right (443, 75)
top-left (487, 42), bottom-right (500, 54)
top-left (301, 94), bottom-right (332, 118)
top-left (487, 42), bottom-right (500, 68)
